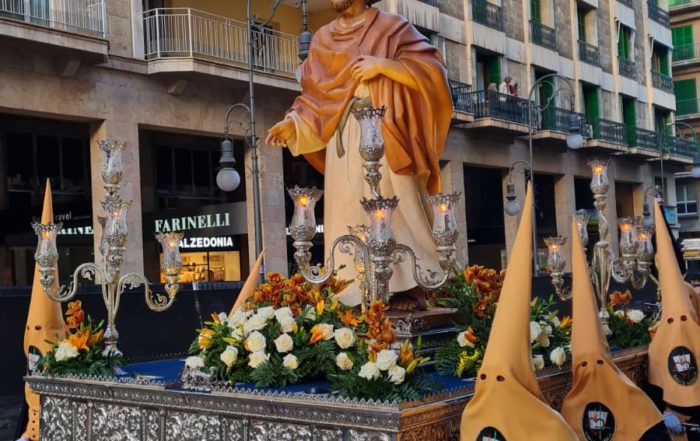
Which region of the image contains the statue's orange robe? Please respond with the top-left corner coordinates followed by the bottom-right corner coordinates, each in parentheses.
top-left (290, 7), bottom-right (452, 195)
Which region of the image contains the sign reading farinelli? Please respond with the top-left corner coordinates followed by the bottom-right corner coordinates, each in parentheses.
top-left (155, 213), bottom-right (231, 233)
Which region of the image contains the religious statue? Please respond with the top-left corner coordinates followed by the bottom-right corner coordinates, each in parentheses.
top-left (266, 0), bottom-right (453, 309)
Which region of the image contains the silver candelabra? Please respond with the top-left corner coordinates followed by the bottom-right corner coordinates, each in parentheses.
top-left (288, 106), bottom-right (460, 309)
top-left (32, 140), bottom-right (184, 356)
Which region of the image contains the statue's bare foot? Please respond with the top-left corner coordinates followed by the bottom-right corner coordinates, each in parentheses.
top-left (388, 287), bottom-right (428, 312)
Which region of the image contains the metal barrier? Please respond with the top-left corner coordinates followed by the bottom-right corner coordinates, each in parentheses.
top-left (673, 43), bottom-right (700, 62)
top-left (651, 70), bottom-right (674, 93)
top-left (578, 40), bottom-right (601, 66)
top-left (676, 98), bottom-right (700, 116)
top-left (0, 0), bottom-right (105, 37)
top-left (472, 0), bottom-right (504, 31)
top-left (449, 80), bottom-right (473, 113)
top-left (143, 8), bottom-right (299, 75)
top-left (530, 20), bottom-right (557, 51)
top-left (468, 90), bottom-right (531, 125)
top-left (618, 57), bottom-right (637, 80)
top-left (648, 0), bottom-right (670, 26)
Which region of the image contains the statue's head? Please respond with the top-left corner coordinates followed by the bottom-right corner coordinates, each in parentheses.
top-left (330, 0), bottom-right (380, 13)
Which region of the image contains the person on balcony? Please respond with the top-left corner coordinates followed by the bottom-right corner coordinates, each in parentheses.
top-left (265, 0), bottom-right (453, 309)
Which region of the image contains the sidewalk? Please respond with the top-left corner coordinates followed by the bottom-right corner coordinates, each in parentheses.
top-left (0, 395), bottom-right (22, 441)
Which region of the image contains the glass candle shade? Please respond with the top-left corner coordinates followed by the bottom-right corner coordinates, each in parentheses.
top-left (544, 236), bottom-right (567, 273)
top-left (352, 107), bottom-right (386, 162)
top-left (32, 222), bottom-right (62, 268)
top-left (573, 212), bottom-right (590, 248)
top-left (157, 232), bottom-right (184, 276)
top-left (636, 226), bottom-right (655, 263)
top-left (618, 217), bottom-right (638, 256)
top-left (97, 216), bottom-right (108, 257)
top-left (588, 158), bottom-right (609, 195)
top-left (361, 196), bottom-right (398, 243)
top-left (427, 192), bottom-right (461, 246)
top-left (103, 200), bottom-right (131, 248)
top-left (99, 140), bottom-right (125, 186)
top-left (288, 186), bottom-right (323, 242)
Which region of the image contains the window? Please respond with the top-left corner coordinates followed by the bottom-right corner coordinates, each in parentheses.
top-left (678, 184), bottom-right (697, 216)
top-left (672, 25), bottom-right (694, 61)
top-left (582, 85), bottom-right (600, 135)
top-left (531, 0), bottom-right (541, 22)
top-left (618, 25), bottom-right (631, 60)
top-left (652, 44), bottom-right (671, 75)
top-left (675, 79), bottom-right (698, 115)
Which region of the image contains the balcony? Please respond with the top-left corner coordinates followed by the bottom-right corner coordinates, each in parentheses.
top-left (677, 98), bottom-right (700, 117)
top-left (472, 0), bottom-right (504, 32)
top-left (589, 119), bottom-right (626, 145)
top-left (617, 0), bottom-right (633, 6)
top-left (669, 0), bottom-right (700, 11)
top-left (449, 80), bottom-right (473, 114)
top-left (673, 43), bottom-right (700, 69)
top-left (143, 8), bottom-right (300, 78)
top-left (540, 107), bottom-right (586, 134)
top-left (530, 20), bottom-right (557, 51)
top-left (467, 90), bottom-right (531, 130)
top-left (627, 127), bottom-right (661, 154)
top-left (417, 0), bottom-right (439, 5)
top-left (648, 0), bottom-right (670, 27)
top-left (662, 134), bottom-right (696, 158)
top-left (618, 58), bottom-right (637, 80)
top-left (651, 70), bottom-right (674, 93)
top-left (0, 0), bottom-right (107, 58)
top-left (578, 40), bottom-right (601, 67)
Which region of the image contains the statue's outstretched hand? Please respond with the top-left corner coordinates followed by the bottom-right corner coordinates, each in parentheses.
top-left (265, 118), bottom-right (295, 147)
top-left (351, 55), bottom-right (385, 83)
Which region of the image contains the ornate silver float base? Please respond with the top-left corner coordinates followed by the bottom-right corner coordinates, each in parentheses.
top-left (27, 347), bottom-right (648, 441)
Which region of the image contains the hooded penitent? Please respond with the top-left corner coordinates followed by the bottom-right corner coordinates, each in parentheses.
top-left (460, 183), bottom-right (577, 441)
top-left (21, 181), bottom-right (66, 440)
top-left (228, 251), bottom-right (264, 316)
top-left (560, 218), bottom-right (662, 441)
top-left (648, 201), bottom-right (700, 408)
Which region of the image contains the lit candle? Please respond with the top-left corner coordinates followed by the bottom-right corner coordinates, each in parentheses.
top-left (618, 217), bottom-right (637, 256)
top-left (361, 196), bottom-right (398, 243)
top-left (32, 222), bottom-right (61, 268)
top-left (103, 200), bottom-right (131, 248)
top-left (427, 192), bottom-right (461, 247)
top-left (636, 226), bottom-right (654, 263)
top-left (287, 186), bottom-right (323, 242)
top-left (157, 232), bottom-right (184, 277)
top-left (544, 236), bottom-right (567, 273)
top-left (588, 158), bottom-right (609, 194)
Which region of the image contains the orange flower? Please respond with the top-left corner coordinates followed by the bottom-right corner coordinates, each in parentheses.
top-left (66, 300), bottom-right (82, 316)
top-left (198, 328), bottom-right (215, 349)
top-left (210, 312), bottom-right (221, 324)
top-left (399, 340), bottom-right (414, 365)
top-left (67, 332), bottom-right (89, 351)
top-left (472, 298), bottom-right (490, 319)
top-left (464, 326), bottom-right (477, 344)
top-left (65, 301), bottom-right (85, 330)
top-left (609, 292), bottom-right (621, 307)
top-left (559, 316), bottom-right (573, 328)
top-left (87, 329), bottom-right (104, 346)
top-left (338, 310), bottom-right (360, 327)
top-left (309, 325), bottom-right (325, 344)
top-left (619, 290), bottom-right (632, 305)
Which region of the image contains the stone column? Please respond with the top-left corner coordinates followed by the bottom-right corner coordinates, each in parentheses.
top-left (502, 167), bottom-right (527, 266)
top-left (89, 120), bottom-right (144, 275)
top-left (554, 172), bottom-right (576, 271)
top-left (440, 160), bottom-right (469, 266)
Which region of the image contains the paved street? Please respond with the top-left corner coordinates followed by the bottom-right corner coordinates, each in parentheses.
top-left (0, 395), bottom-right (22, 441)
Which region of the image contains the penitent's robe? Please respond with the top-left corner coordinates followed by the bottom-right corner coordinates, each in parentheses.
top-left (284, 7), bottom-right (453, 305)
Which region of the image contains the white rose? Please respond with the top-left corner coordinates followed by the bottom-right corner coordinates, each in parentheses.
top-left (185, 356), bottom-right (204, 370)
top-left (537, 333), bottom-right (551, 348)
top-left (334, 328), bottom-right (356, 349)
top-left (626, 309), bottom-right (645, 324)
top-left (530, 321), bottom-right (542, 343)
top-left (457, 331), bottom-right (474, 348)
top-left (230, 326), bottom-right (245, 342)
top-left (550, 347), bottom-right (567, 367)
top-left (245, 331), bottom-right (267, 353)
top-left (358, 362), bottom-right (381, 380)
top-left (275, 307), bottom-right (294, 322)
top-left (375, 349), bottom-right (398, 371)
top-left (228, 310), bottom-right (246, 328)
top-left (54, 341), bottom-right (79, 362)
top-left (336, 352), bottom-right (354, 371)
top-left (274, 333), bottom-right (294, 353)
top-left (243, 313), bottom-right (268, 335)
top-left (387, 365), bottom-right (406, 385)
top-left (282, 353), bottom-right (299, 370)
top-left (550, 316), bottom-right (560, 328)
top-left (531, 354), bottom-right (545, 371)
top-left (317, 323), bottom-right (334, 341)
top-left (256, 306), bottom-right (275, 321)
top-left (543, 324), bottom-right (553, 336)
top-left (614, 310), bottom-right (625, 319)
top-left (219, 346), bottom-right (239, 367)
top-left (279, 316), bottom-right (296, 333)
top-left (248, 351), bottom-right (269, 368)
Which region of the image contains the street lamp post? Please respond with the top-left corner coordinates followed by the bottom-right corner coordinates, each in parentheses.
top-left (511, 73), bottom-right (583, 272)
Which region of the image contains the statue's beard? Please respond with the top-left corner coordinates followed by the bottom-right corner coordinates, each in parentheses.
top-left (331, 0), bottom-right (355, 12)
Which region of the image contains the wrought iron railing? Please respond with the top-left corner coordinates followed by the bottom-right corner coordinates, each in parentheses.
top-left (530, 20), bottom-right (557, 51)
top-left (589, 118), bottom-right (626, 145)
top-left (662, 133), bottom-right (696, 157)
top-left (143, 8), bottom-right (299, 75)
top-left (449, 80), bottom-right (473, 113)
top-left (651, 70), bottom-right (674, 93)
top-left (648, 0), bottom-right (670, 26)
top-left (468, 90), bottom-right (531, 125)
top-left (676, 98), bottom-right (700, 116)
top-left (618, 0), bottom-right (633, 6)
top-left (417, 0), bottom-right (439, 5)
top-left (629, 127), bottom-right (661, 153)
top-left (618, 58), bottom-right (637, 80)
top-left (472, 0), bottom-right (504, 31)
top-left (0, 0), bottom-right (105, 37)
top-left (540, 107), bottom-right (586, 133)
top-left (673, 43), bottom-right (700, 62)
top-left (578, 40), bottom-right (601, 66)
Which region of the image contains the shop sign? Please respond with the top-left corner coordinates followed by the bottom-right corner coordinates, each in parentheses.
top-left (146, 202), bottom-right (247, 238)
top-left (180, 236), bottom-right (236, 250)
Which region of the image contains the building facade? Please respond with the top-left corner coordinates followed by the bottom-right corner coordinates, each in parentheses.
top-left (0, 0), bottom-right (692, 289)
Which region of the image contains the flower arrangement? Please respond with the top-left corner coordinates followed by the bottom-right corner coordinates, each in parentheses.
top-left (434, 266), bottom-right (572, 378)
top-left (37, 301), bottom-right (123, 377)
top-left (184, 273), bottom-right (435, 401)
top-left (606, 290), bottom-right (655, 349)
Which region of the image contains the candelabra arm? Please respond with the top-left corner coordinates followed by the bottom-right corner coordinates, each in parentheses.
top-left (296, 235), bottom-right (369, 286)
top-left (117, 272), bottom-right (177, 312)
top-left (391, 244), bottom-right (449, 290)
top-left (41, 262), bottom-right (105, 303)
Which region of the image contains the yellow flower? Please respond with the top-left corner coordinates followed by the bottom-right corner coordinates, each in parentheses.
top-left (316, 299), bottom-right (325, 318)
top-left (198, 328), bottom-right (215, 349)
top-left (67, 332), bottom-right (89, 351)
top-left (559, 316), bottom-right (573, 328)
